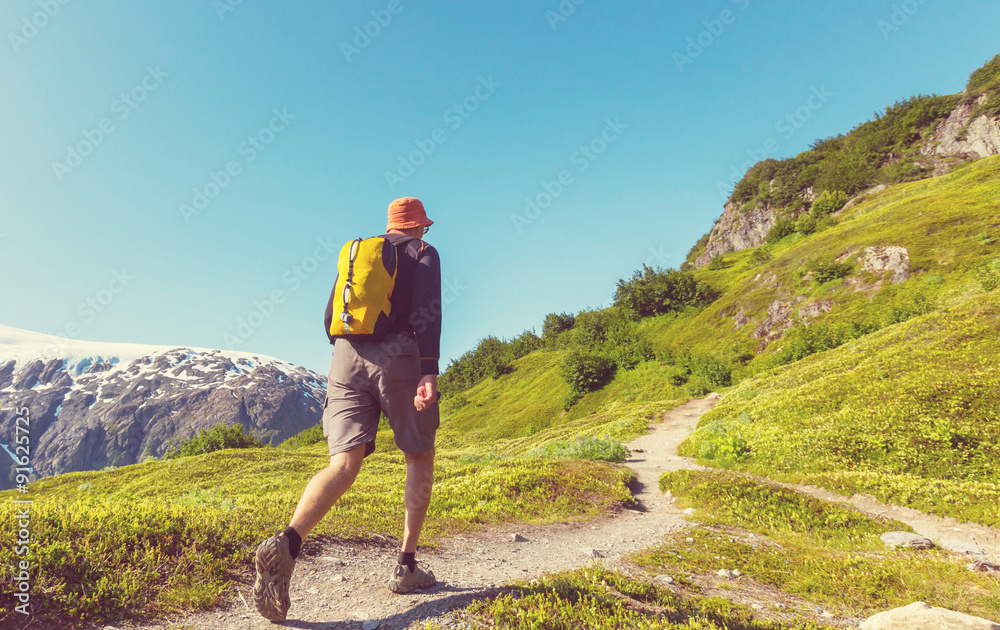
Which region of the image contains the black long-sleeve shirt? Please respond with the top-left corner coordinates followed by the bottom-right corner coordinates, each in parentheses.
top-left (324, 233), bottom-right (442, 375)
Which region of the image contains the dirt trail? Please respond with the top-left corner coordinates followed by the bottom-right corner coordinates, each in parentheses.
top-left (107, 394), bottom-right (999, 630)
top-left (114, 397), bottom-right (713, 630)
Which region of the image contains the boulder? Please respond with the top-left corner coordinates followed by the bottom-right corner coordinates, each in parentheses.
top-left (939, 539), bottom-right (988, 556)
top-left (860, 602), bottom-right (1000, 630)
top-left (880, 532), bottom-right (933, 550)
top-left (860, 246), bottom-right (911, 284)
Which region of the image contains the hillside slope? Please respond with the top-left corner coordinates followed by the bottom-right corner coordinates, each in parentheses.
top-left (682, 288), bottom-right (1000, 527)
top-left (694, 54), bottom-right (1000, 267)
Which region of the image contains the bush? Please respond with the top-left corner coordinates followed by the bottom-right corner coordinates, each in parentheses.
top-left (607, 326), bottom-right (655, 370)
top-left (976, 258), bottom-right (1000, 292)
top-left (745, 245), bottom-right (773, 268)
top-left (765, 213), bottom-right (798, 243)
top-left (686, 379), bottom-right (712, 397)
top-left (811, 189), bottom-right (848, 216)
top-left (560, 352), bottom-right (617, 400)
top-left (439, 330), bottom-right (541, 396)
top-left (967, 54), bottom-right (1000, 93)
top-left (278, 424), bottom-right (325, 449)
top-left (689, 353), bottom-right (733, 387)
top-left (572, 309), bottom-right (616, 347)
top-left (613, 265), bottom-right (716, 320)
top-left (542, 312), bottom-right (575, 340)
top-left (164, 423), bottom-right (263, 459)
top-left (794, 213), bottom-right (818, 235)
top-left (730, 94), bottom-right (959, 207)
top-left (706, 255), bottom-right (725, 270)
top-left (808, 258), bottom-right (853, 284)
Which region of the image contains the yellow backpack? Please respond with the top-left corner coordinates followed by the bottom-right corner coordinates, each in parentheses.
top-left (329, 237), bottom-right (398, 339)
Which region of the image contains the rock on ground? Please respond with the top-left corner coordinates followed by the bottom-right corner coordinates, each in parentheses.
top-left (940, 539), bottom-right (989, 556)
top-left (880, 531), bottom-right (933, 549)
top-left (860, 601), bottom-right (1000, 630)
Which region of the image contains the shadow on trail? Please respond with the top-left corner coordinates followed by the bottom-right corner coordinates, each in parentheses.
top-left (279, 585), bottom-right (504, 629)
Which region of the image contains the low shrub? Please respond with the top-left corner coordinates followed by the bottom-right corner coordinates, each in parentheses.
top-left (807, 258), bottom-right (853, 284)
top-left (745, 245), bottom-right (774, 267)
top-left (528, 436), bottom-right (630, 464)
top-left (163, 423), bottom-right (263, 459)
top-left (560, 352), bottom-right (617, 401)
top-left (277, 424), bottom-right (325, 449)
top-left (811, 189), bottom-right (849, 216)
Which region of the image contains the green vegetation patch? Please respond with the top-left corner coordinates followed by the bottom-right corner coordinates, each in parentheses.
top-left (431, 566), bottom-right (827, 630)
top-left (639, 470), bottom-right (1000, 618)
top-left (680, 290), bottom-right (1000, 526)
top-left (659, 470), bottom-right (910, 549)
top-left (634, 528), bottom-right (1000, 619)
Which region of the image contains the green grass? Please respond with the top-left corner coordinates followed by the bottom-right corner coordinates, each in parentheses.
top-left (528, 436), bottom-right (631, 463)
top-left (0, 441), bottom-right (634, 626)
top-left (427, 566), bottom-right (828, 630)
top-left (635, 470), bottom-right (1000, 619)
top-left (659, 470), bottom-right (912, 548)
top-left (679, 289), bottom-right (1000, 527)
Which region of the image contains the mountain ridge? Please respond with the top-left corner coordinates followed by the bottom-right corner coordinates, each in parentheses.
top-left (0, 324), bottom-right (326, 490)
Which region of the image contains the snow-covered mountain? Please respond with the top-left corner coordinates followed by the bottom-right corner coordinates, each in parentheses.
top-left (0, 324), bottom-right (327, 490)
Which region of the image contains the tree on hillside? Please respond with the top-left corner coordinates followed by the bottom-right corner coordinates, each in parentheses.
top-left (613, 265), bottom-right (717, 320)
top-left (542, 312), bottom-right (576, 340)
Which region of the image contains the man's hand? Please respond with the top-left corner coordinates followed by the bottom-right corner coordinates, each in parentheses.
top-left (414, 374), bottom-right (438, 411)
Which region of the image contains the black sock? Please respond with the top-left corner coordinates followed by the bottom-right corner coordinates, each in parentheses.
top-left (398, 551), bottom-right (416, 571)
top-left (283, 527), bottom-right (302, 560)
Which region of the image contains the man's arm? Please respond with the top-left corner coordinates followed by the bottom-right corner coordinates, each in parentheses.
top-left (408, 243), bottom-right (442, 376)
top-left (323, 272), bottom-right (339, 343)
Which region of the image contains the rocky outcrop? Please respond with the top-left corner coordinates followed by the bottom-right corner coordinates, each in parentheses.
top-left (860, 246), bottom-right (911, 284)
top-left (695, 202), bottom-right (777, 267)
top-left (860, 602), bottom-right (1000, 630)
top-left (752, 297), bottom-right (804, 350)
top-left (922, 94), bottom-right (1000, 159)
top-left (0, 325), bottom-right (327, 490)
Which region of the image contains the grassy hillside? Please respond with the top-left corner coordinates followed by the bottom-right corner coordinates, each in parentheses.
top-left (681, 288), bottom-right (1000, 527)
top-left (643, 155), bottom-right (1000, 366)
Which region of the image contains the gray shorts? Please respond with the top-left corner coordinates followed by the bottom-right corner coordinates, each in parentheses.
top-left (322, 332), bottom-right (439, 457)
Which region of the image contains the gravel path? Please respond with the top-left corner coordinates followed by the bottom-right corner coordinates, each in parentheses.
top-left (107, 396), bottom-right (717, 630)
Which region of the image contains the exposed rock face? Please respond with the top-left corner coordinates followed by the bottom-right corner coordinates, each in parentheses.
top-left (798, 299), bottom-right (836, 320)
top-left (752, 297), bottom-right (804, 351)
top-left (860, 246), bottom-right (911, 284)
top-left (0, 325), bottom-right (326, 490)
top-left (860, 602), bottom-right (1000, 630)
top-left (696, 202), bottom-right (776, 268)
top-left (922, 94), bottom-right (1000, 159)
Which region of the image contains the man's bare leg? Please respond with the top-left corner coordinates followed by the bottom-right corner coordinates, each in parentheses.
top-left (289, 444), bottom-right (366, 539)
top-left (401, 447), bottom-right (435, 552)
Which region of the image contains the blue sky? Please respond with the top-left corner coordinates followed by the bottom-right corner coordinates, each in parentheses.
top-left (1, 0), bottom-right (997, 375)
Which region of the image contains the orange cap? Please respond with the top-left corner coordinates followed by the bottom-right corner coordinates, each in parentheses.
top-left (387, 197), bottom-right (434, 231)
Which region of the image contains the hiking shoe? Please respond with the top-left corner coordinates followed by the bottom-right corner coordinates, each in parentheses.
top-left (253, 531), bottom-right (296, 622)
top-left (386, 562), bottom-right (437, 593)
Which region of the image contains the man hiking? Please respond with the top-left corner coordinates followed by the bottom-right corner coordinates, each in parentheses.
top-left (253, 197), bottom-right (443, 623)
